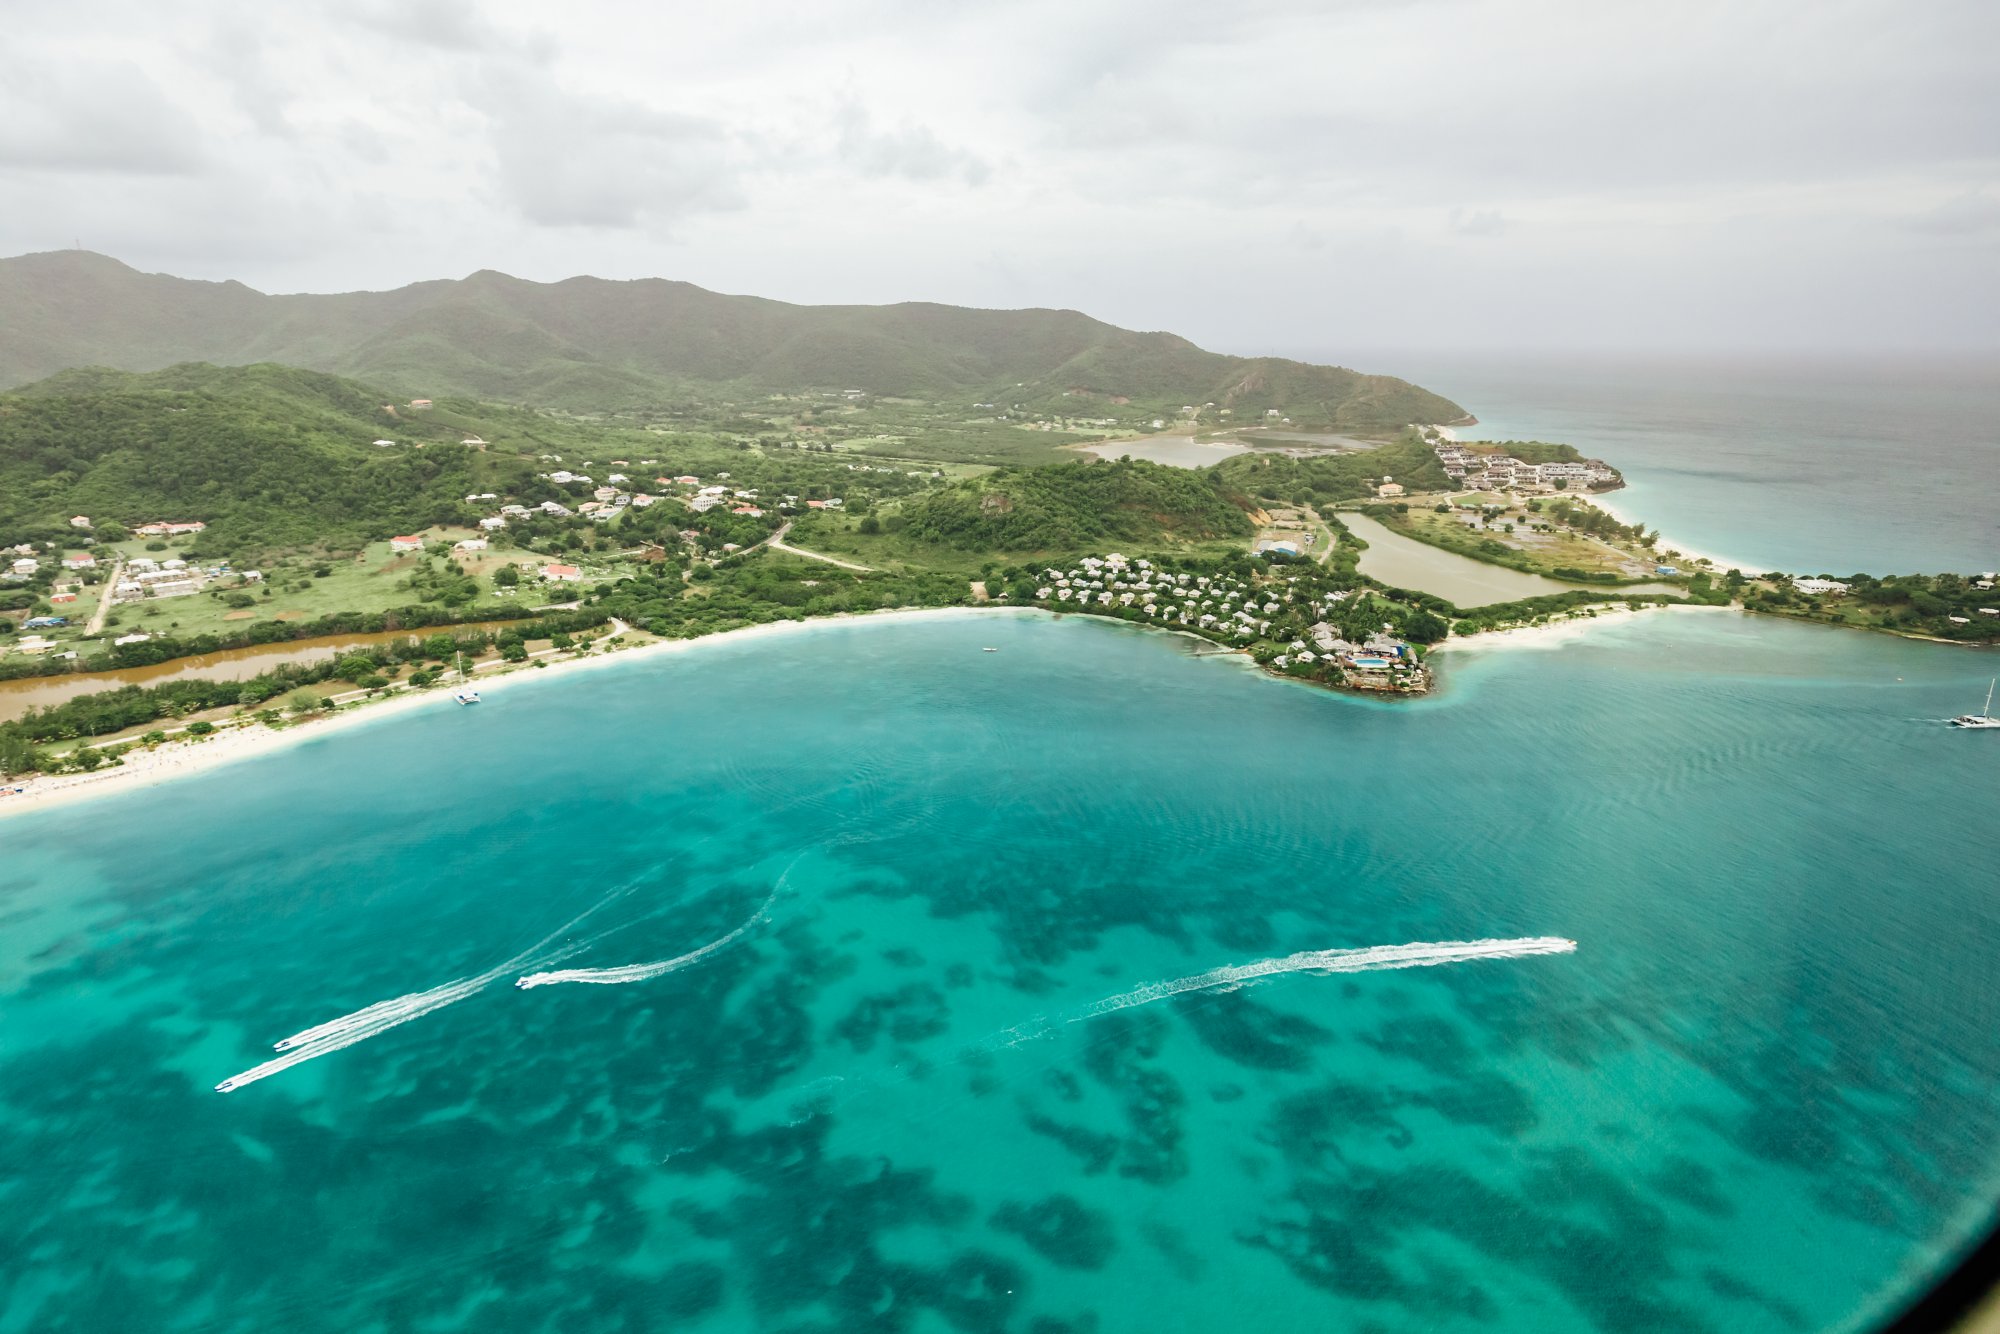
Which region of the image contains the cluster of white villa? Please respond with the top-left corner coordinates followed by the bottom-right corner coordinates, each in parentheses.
top-left (1430, 439), bottom-right (1619, 493)
top-left (113, 557), bottom-right (254, 602)
top-left (1032, 553), bottom-right (1353, 640)
top-left (1275, 623), bottom-right (1429, 691)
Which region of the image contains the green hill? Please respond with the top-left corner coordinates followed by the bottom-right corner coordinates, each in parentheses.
top-left (1213, 432), bottom-right (1452, 506)
top-left (900, 457), bottom-right (1254, 552)
top-left (0, 363), bottom-right (533, 557)
top-left (0, 251), bottom-right (1470, 429)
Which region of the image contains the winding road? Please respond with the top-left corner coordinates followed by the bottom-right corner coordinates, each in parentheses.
top-left (767, 522), bottom-right (872, 572)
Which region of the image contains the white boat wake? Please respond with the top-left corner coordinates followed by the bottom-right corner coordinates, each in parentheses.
top-left (215, 877), bottom-right (789, 1093)
top-left (1070, 936), bottom-right (1577, 1023)
top-left (515, 898), bottom-right (770, 989)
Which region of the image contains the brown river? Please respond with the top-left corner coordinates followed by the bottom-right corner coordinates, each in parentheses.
top-left (0, 623), bottom-right (516, 722)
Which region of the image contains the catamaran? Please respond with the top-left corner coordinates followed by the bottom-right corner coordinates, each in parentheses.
top-left (1949, 679), bottom-right (1998, 729)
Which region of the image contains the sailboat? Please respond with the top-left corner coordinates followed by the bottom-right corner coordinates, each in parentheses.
top-left (453, 649), bottom-right (481, 706)
top-left (1949, 678), bottom-right (1997, 729)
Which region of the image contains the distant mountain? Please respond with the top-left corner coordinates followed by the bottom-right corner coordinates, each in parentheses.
top-left (0, 251), bottom-right (1470, 428)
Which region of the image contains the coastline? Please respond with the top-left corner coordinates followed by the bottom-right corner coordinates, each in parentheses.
top-left (1, 584), bottom-right (1969, 822)
top-left (1585, 483), bottom-right (1766, 575)
top-left (1429, 600), bottom-right (1739, 652)
top-left (0, 606), bottom-right (1039, 822)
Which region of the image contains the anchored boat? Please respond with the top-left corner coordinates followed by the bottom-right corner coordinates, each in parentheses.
top-left (1949, 679), bottom-right (1998, 729)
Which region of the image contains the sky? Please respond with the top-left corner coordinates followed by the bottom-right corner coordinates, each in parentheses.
top-left (3, 0), bottom-right (1997, 361)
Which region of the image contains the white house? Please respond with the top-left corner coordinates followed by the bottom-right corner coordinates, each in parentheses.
top-left (1792, 577), bottom-right (1850, 596)
top-left (454, 538), bottom-right (488, 552)
top-left (479, 516), bottom-right (508, 530)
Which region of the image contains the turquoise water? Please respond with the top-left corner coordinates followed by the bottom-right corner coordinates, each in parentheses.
top-left (1353, 353), bottom-right (2000, 576)
top-left (3, 609), bottom-right (1999, 1333)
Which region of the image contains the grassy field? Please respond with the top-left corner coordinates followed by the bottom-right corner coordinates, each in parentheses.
top-left (1379, 497), bottom-right (1674, 585)
top-left (59, 530), bottom-right (622, 645)
top-left (786, 509), bottom-right (1262, 577)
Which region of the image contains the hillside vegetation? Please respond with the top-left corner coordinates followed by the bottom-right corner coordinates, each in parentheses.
top-left (1213, 433), bottom-right (1452, 506)
top-left (901, 458), bottom-right (1253, 551)
top-left (0, 363), bottom-right (532, 557)
top-left (0, 251), bottom-right (1469, 429)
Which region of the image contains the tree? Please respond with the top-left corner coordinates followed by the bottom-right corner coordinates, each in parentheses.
top-left (0, 733), bottom-right (44, 777)
top-left (493, 564), bottom-right (520, 587)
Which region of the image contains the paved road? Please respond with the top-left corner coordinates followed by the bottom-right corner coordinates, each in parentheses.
top-left (767, 522), bottom-right (872, 572)
top-left (85, 560), bottom-right (124, 635)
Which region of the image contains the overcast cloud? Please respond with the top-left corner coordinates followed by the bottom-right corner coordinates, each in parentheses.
top-left (2, 0), bottom-right (1994, 356)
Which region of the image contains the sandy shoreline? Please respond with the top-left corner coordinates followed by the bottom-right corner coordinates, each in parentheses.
top-left (0, 606), bottom-right (1037, 822)
top-left (1429, 600), bottom-right (1739, 652)
top-left (1585, 485), bottom-right (1765, 576)
top-left (0, 599), bottom-right (1762, 821)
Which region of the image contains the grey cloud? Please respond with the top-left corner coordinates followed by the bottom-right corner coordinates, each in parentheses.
top-left (1450, 209), bottom-right (1508, 238)
top-left (0, 62), bottom-right (207, 174)
top-left (345, 0), bottom-right (554, 61)
top-left (834, 103), bottom-right (989, 185)
top-left (3, 0), bottom-right (1996, 353)
top-left (1028, 3), bottom-right (2000, 207)
top-left (200, 26), bottom-right (295, 136)
top-left (1901, 192), bottom-right (2000, 237)
top-left (468, 76), bottom-right (745, 229)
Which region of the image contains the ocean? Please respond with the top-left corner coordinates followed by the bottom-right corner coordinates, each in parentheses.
top-left (1344, 353), bottom-right (2000, 577)
top-left (3, 608), bottom-right (1998, 1334)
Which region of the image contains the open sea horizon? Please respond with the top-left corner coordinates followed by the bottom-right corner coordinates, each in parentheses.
top-left (1321, 351), bottom-right (2000, 577)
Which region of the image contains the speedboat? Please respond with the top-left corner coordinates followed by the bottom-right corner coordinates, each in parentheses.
top-left (454, 689), bottom-right (481, 706)
top-left (1950, 679), bottom-right (1998, 729)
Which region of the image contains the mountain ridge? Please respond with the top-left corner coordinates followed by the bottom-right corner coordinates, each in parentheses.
top-left (0, 250), bottom-right (1470, 427)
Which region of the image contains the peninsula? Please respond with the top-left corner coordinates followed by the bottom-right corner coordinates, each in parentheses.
top-left (2, 258), bottom-right (1992, 798)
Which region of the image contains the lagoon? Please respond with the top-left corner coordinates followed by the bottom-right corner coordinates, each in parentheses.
top-left (1068, 434), bottom-right (1251, 468)
top-left (1338, 508), bottom-right (1682, 605)
top-left (2, 610), bottom-right (1997, 1333)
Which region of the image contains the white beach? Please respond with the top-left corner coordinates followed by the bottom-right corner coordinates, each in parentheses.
top-left (1429, 600), bottom-right (1740, 652)
top-left (0, 606), bottom-right (1037, 822)
top-left (1587, 484), bottom-right (1766, 575)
